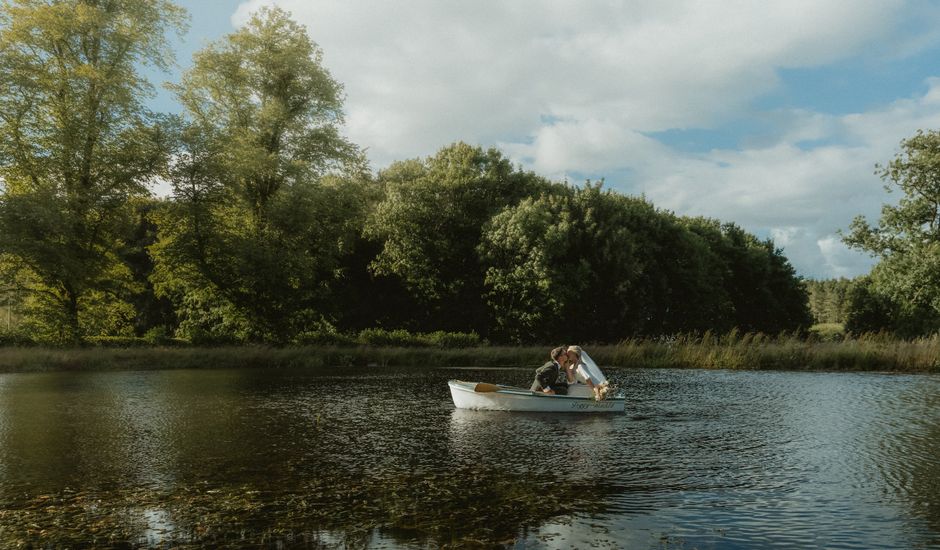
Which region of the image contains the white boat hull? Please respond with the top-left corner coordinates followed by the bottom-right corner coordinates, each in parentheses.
top-left (448, 380), bottom-right (624, 413)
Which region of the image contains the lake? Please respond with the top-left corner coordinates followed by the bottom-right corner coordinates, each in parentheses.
top-left (0, 366), bottom-right (938, 548)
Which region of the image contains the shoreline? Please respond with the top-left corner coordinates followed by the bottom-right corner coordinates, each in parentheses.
top-left (0, 337), bottom-right (937, 373)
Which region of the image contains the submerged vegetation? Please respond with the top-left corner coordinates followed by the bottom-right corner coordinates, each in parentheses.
top-left (0, 468), bottom-right (607, 548)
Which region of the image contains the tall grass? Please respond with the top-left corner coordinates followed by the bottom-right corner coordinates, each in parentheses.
top-left (0, 333), bottom-right (937, 373)
top-left (0, 345), bottom-right (545, 373)
top-left (592, 332), bottom-right (940, 372)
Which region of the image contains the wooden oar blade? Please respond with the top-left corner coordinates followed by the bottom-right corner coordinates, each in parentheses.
top-left (474, 382), bottom-right (500, 393)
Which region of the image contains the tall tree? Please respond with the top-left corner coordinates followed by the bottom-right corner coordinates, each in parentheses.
top-left (480, 185), bottom-right (734, 343)
top-left (363, 142), bottom-right (552, 334)
top-left (153, 7), bottom-right (367, 342)
top-left (481, 190), bottom-right (812, 344)
top-left (805, 278), bottom-right (852, 324)
top-left (0, 0), bottom-right (186, 343)
top-left (844, 129), bottom-right (940, 335)
top-left (684, 219), bottom-right (811, 334)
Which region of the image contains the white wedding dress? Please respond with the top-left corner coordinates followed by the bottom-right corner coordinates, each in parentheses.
top-left (566, 350), bottom-right (608, 397)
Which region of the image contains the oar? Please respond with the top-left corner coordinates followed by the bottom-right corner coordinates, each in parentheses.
top-left (473, 382), bottom-right (501, 392)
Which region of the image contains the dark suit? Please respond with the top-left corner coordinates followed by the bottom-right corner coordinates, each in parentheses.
top-left (530, 360), bottom-right (568, 394)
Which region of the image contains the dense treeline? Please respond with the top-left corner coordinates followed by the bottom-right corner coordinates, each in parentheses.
top-left (805, 278), bottom-right (852, 324)
top-left (0, 2), bottom-right (814, 345)
top-left (806, 273), bottom-right (940, 339)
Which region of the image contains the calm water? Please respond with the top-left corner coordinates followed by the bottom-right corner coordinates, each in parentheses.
top-left (0, 366), bottom-right (938, 548)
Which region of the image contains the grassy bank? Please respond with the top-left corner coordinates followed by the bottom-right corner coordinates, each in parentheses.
top-left (595, 333), bottom-right (940, 372)
top-left (0, 333), bottom-right (937, 373)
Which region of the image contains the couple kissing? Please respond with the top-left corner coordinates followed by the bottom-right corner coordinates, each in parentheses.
top-left (531, 345), bottom-right (610, 400)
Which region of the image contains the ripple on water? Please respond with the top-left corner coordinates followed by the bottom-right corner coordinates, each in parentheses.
top-left (0, 367), bottom-right (938, 548)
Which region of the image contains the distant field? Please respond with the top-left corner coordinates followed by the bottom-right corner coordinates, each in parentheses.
top-left (809, 323), bottom-right (846, 341)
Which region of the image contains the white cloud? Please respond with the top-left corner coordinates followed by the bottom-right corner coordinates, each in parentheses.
top-left (634, 80), bottom-right (940, 278)
top-left (233, 0), bottom-right (911, 163)
top-left (501, 119), bottom-right (670, 177)
top-left (817, 235), bottom-right (876, 279)
top-left (227, 1), bottom-right (940, 278)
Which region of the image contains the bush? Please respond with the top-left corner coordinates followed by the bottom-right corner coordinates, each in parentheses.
top-left (87, 336), bottom-right (151, 348)
top-left (357, 328), bottom-right (429, 347)
top-left (0, 327), bottom-right (34, 346)
top-left (88, 335), bottom-right (188, 348)
top-left (349, 329), bottom-right (485, 348)
top-left (144, 326), bottom-right (171, 345)
top-left (293, 330), bottom-right (360, 347)
top-left (809, 323), bottom-right (845, 342)
top-left (423, 331), bottom-right (485, 349)
top-left (184, 328), bottom-right (244, 347)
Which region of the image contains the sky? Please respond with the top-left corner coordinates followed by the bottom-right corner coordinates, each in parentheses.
top-left (150, 0), bottom-right (940, 280)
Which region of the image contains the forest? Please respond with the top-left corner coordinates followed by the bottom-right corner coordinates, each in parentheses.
top-left (0, 1), bottom-right (937, 348)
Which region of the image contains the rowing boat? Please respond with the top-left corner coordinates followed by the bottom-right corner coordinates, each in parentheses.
top-left (448, 380), bottom-right (625, 412)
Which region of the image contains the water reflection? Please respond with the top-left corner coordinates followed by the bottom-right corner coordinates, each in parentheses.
top-left (448, 409), bottom-right (616, 484)
top-left (0, 367), bottom-right (938, 548)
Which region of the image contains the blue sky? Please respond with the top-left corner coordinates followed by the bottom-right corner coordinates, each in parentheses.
top-left (146, 0), bottom-right (241, 113)
top-left (148, 1), bottom-right (940, 280)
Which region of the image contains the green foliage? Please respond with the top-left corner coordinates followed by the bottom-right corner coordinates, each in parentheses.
top-left (422, 330), bottom-right (484, 349)
top-left (0, 0), bottom-right (186, 343)
top-left (166, 286), bottom-right (251, 345)
top-left (120, 199), bottom-right (177, 336)
top-left (75, 290), bottom-right (138, 337)
top-left (843, 272), bottom-right (940, 338)
top-left (0, 5), bottom-right (816, 345)
top-left (152, 7), bottom-right (369, 342)
top-left (143, 326), bottom-right (171, 345)
top-left (86, 336), bottom-right (150, 348)
top-left (364, 142), bottom-right (553, 334)
top-left (2, 254), bottom-right (141, 344)
top-left (347, 328), bottom-right (483, 348)
top-left (684, 218), bottom-right (812, 334)
top-left (805, 278), bottom-right (853, 324)
top-left (843, 277), bottom-right (895, 335)
top-left (480, 183), bottom-right (642, 342)
top-left (809, 323), bottom-right (846, 342)
top-left (84, 334), bottom-right (186, 348)
top-left (480, 184), bottom-right (810, 343)
top-left (357, 328), bottom-right (429, 347)
top-left (844, 130), bottom-right (940, 335)
top-left (0, 326), bottom-right (32, 346)
top-left (292, 329), bottom-right (360, 347)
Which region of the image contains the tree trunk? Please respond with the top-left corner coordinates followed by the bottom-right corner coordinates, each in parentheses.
top-left (63, 287), bottom-right (82, 345)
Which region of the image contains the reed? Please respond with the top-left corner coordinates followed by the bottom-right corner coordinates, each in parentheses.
top-left (0, 333), bottom-right (937, 373)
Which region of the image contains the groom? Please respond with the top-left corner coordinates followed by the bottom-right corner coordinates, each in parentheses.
top-left (530, 346), bottom-right (569, 395)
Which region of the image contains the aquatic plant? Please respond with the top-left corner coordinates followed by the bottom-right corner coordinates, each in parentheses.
top-left (0, 468), bottom-right (608, 548)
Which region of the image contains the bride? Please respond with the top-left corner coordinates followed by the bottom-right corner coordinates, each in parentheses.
top-left (564, 345), bottom-right (610, 400)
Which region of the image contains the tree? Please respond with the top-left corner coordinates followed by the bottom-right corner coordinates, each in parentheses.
top-left (480, 184), bottom-right (742, 343)
top-left (120, 198), bottom-right (176, 336)
top-left (843, 276), bottom-right (896, 335)
top-left (805, 278), bottom-right (852, 324)
top-left (684, 219), bottom-right (811, 334)
top-left (0, 0), bottom-right (186, 343)
top-left (478, 190), bottom-right (579, 342)
top-left (844, 130), bottom-right (940, 335)
top-left (364, 142), bottom-right (552, 334)
top-left (152, 7), bottom-right (367, 342)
